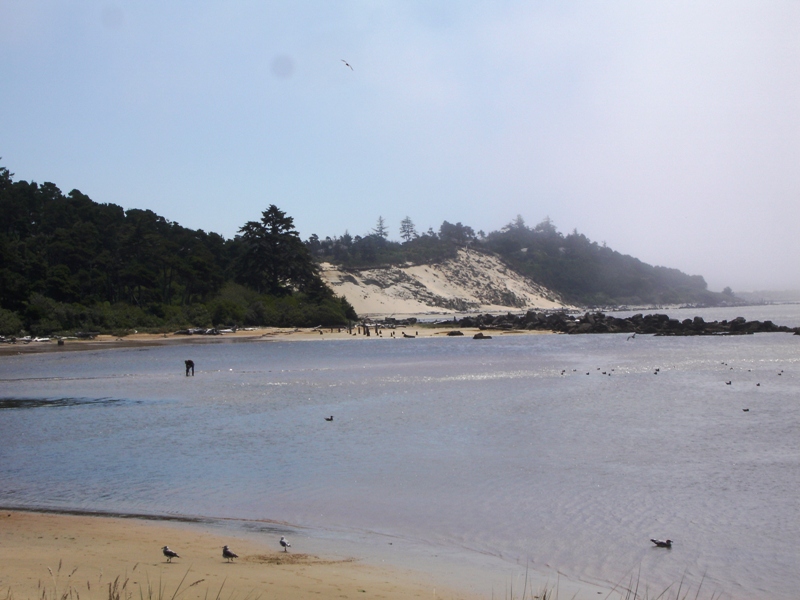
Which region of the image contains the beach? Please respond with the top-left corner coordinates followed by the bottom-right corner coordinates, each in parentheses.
top-left (0, 324), bottom-right (551, 356)
top-left (0, 510), bottom-right (476, 600)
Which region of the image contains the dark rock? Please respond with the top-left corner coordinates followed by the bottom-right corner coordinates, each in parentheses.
top-left (449, 310), bottom-right (800, 337)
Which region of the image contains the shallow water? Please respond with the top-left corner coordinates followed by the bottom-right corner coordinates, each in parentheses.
top-left (1, 319), bottom-right (799, 599)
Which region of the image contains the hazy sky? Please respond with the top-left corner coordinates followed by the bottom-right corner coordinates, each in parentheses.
top-left (3, 1), bottom-right (799, 292)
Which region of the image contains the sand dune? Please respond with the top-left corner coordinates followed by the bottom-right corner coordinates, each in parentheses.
top-left (321, 249), bottom-right (572, 317)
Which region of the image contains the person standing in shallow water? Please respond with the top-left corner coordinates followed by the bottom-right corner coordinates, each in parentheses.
top-left (185, 360), bottom-right (194, 376)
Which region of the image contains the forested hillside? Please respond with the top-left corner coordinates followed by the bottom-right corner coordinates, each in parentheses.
top-left (310, 216), bottom-right (735, 307)
top-left (0, 166), bottom-right (355, 336)
top-left (1, 163), bottom-right (737, 338)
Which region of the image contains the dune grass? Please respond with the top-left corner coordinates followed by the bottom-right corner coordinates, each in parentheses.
top-left (3, 560), bottom-right (258, 600)
top-left (5, 560), bottom-right (724, 600)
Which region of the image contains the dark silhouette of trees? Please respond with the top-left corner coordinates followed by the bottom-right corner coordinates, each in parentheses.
top-left (438, 221), bottom-right (476, 245)
top-left (373, 216), bottom-right (389, 239)
top-left (234, 205), bottom-right (320, 296)
top-left (0, 167), bottom-right (355, 335)
top-left (399, 216), bottom-right (417, 242)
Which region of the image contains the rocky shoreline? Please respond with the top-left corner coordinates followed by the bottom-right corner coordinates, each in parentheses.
top-left (454, 311), bottom-right (800, 336)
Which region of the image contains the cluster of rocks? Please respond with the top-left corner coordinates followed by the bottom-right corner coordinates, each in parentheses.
top-left (453, 311), bottom-right (800, 336)
top-left (174, 327), bottom-right (232, 335)
top-left (375, 317), bottom-right (419, 327)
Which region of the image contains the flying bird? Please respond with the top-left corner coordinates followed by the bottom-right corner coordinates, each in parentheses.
top-left (650, 538), bottom-right (673, 548)
top-left (162, 546), bottom-right (180, 562)
top-left (222, 545), bottom-right (238, 562)
top-left (280, 536), bottom-right (291, 552)
top-left (341, 59), bottom-right (353, 70)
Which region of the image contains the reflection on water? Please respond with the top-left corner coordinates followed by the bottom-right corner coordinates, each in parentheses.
top-left (1, 322), bottom-right (798, 600)
top-left (0, 397), bottom-right (125, 410)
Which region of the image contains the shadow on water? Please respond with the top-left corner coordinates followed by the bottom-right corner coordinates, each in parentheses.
top-left (0, 397), bottom-right (129, 410)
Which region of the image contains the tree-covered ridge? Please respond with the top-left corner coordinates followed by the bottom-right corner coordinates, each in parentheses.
top-left (482, 217), bottom-right (729, 306)
top-left (0, 166), bottom-right (356, 336)
top-left (309, 215), bottom-right (734, 307)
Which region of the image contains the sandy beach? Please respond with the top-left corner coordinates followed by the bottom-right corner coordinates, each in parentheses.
top-left (0, 324), bottom-right (552, 356)
top-left (0, 510), bottom-right (478, 600)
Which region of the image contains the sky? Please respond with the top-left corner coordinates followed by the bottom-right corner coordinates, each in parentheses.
top-left (2, 1), bottom-right (799, 292)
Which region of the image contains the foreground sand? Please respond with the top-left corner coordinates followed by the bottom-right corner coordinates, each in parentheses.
top-left (0, 511), bottom-right (477, 600)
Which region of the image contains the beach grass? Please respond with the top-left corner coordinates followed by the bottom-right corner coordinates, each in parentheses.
top-left (3, 561), bottom-right (261, 600)
top-left (4, 561), bottom-right (727, 600)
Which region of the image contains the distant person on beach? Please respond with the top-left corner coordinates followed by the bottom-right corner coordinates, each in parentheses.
top-left (185, 360), bottom-right (194, 376)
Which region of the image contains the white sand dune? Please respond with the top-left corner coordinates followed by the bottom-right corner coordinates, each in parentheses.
top-left (321, 249), bottom-right (573, 317)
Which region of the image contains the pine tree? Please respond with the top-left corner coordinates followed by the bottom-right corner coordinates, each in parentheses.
top-left (373, 216), bottom-right (389, 239)
top-left (399, 216), bottom-right (417, 242)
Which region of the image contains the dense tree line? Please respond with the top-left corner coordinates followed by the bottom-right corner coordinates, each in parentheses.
top-left (482, 216), bottom-right (727, 306)
top-left (0, 166), bottom-right (355, 336)
top-left (306, 217), bottom-right (476, 268)
top-left (308, 214), bottom-right (732, 307)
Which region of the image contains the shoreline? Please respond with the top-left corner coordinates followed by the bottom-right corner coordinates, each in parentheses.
top-left (0, 508), bottom-right (613, 600)
top-left (0, 326), bottom-right (554, 357)
top-left (0, 509), bottom-right (479, 600)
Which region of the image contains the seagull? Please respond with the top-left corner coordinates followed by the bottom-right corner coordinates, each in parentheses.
top-left (222, 545), bottom-right (239, 562)
top-left (325, 415), bottom-right (334, 422)
top-left (280, 536), bottom-right (291, 552)
top-left (341, 59), bottom-right (353, 70)
top-left (650, 538), bottom-right (673, 548)
top-left (162, 546), bottom-right (180, 562)
top-left (627, 333), bottom-right (636, 341)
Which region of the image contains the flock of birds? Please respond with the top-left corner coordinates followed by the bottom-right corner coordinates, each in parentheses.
top-left (162, 534), bottom-right (669, 566)
top-left (161, 537), bottom-right (291, 564)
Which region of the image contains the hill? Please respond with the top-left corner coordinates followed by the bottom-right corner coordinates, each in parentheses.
top-left (0, 166), bottom-right (355, 336)
top-left (320, 249), bottom-right (573, 317)
top-left (311, 217), bottom-right (737, 309)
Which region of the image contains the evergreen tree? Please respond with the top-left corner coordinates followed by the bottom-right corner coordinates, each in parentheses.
top-left (399, 216), bottom-right (417, 242)
top-left (373, 216), bottom-right (389, 239)
top-left (236, 205), bottom-right (320, 295)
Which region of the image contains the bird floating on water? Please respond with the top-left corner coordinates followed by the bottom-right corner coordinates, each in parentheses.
top-left (280, 536), bottom-right (291, 552)
top-left (222, 545), bottom-right (239, 562)
top-left (650, 538), bottom-right (673, 548)
top-left (162, 546), bottom-right (180, 562)
top-left (325, 415), bottom-right (334, 421)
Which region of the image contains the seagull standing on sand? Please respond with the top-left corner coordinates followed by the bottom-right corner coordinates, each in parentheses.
top-left (650, 538), bottom-right (673, 548)
top-left (162, 546), bottom-right (180, 562)
top-left (222, 545), bottom-right (239, 562)
top-left (280, 536), bottom-right (291, 552)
